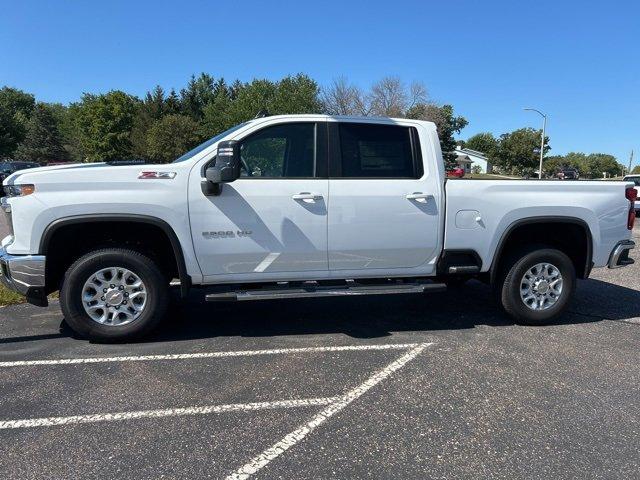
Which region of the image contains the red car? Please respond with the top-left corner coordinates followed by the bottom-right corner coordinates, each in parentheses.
top-left (447, 167), bottom-right (465, 178)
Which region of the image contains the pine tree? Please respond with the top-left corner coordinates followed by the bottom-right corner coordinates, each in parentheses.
top-left (165, 89), bottom-right (181, 115)
top-left (14, 103), bottom-right (68, 163)
top-left (144, 85), bottom-right (166, 120)
top-left (179, 73), bottom-right (216, 119)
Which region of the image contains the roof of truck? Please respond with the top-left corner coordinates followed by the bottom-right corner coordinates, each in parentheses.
top-left (249, 113), bottom-right (437, 128)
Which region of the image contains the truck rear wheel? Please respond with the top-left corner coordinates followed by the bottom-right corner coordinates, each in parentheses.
top-left (500, 247), bottom-right (575, 325)
top-left (60, 248), bottom-right (168, 342)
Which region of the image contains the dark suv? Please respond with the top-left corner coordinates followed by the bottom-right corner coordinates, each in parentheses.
top-left (556, 167), bottom-right (579, 180)
top-left (0, 161), bottom-right (40, 183)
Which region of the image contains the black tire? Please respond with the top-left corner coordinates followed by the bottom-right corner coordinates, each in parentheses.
top-left (500, 247), bottom-right (575, 325)
top-left (60, 248), bottom-right (168, 342)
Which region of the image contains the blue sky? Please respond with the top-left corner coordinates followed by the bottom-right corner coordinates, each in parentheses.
top-left (1, 0), bottom-right (638, 164)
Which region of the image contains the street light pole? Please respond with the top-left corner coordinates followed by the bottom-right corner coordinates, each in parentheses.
top-left (524, 108), bottom-right (547, 179)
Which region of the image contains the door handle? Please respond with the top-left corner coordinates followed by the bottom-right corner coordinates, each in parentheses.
top-left (406, 192), bottom-right (432, 203)
top-left (292, 192), bottom-right (323, 203)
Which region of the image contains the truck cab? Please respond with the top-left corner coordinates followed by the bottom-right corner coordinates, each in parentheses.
top-left (0, 115), bottom-right (636, 341)
top-left (191, 116), bottom-right (443, 281)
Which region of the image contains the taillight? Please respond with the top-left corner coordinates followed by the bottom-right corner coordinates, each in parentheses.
top-left (626, 187), bottom-right (637, 201)
top-left (626, 187), bottom-right (637, 230)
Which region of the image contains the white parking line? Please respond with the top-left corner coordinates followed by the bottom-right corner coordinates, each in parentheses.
top-left (0, 397), bottom-right (341, 430)
top-left (0, 343), bottom-right (420, 367)
top-left (225, 342), bottom-right (432, 480)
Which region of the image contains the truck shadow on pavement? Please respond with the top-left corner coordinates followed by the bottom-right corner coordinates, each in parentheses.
top-left (1, 278), bottom-right (637, 345)
top-left (142, 278), bottom-right (640, 343)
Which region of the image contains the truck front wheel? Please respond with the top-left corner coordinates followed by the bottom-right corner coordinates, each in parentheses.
top-left (500, 247), bottom-right (575, 325)
top-left (60, 248), bottom-right (168, 342)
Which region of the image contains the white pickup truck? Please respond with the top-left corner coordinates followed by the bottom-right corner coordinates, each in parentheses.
top-left (1, 115), bottom-right (636, 341)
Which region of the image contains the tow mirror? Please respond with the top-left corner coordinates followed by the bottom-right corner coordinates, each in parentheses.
top-left (201, 140), bottom-right (241, 196)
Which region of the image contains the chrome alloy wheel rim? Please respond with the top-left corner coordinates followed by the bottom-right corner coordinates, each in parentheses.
top-left (520, 262), bottom-right (563, 311)
top-left (82, 267), bottom-right (147, 326)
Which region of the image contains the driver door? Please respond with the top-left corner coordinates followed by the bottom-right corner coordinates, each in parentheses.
top-left (189, 121), bottom-right (329, 280)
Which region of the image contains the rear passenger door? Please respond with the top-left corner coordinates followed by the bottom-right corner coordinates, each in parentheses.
top-left (327, 121), bottom-right (441, 273)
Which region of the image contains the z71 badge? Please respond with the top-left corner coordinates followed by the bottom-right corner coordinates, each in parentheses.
top-left (202, 230), bottom-right (252, 239)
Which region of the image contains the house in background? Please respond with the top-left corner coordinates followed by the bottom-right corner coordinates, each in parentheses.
top-left (453, 146), bottom-right (492, 173)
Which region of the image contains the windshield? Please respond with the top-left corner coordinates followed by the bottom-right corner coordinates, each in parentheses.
top-left (172, 122), bottom-right (249, 163)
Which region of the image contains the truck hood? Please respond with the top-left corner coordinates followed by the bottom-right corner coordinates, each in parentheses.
top-left (4, 163), bottom-right (107, 184)
top-left (4, 162), bottom-right (163, 185)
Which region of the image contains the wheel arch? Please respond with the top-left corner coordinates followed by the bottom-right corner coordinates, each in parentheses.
top-left (40, 214), bottom-right (191, 297)
top-left (489, 216), bottom-right (593, 286)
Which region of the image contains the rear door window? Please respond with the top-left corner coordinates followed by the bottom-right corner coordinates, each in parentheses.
top-left (335, 123), bottom-right (422, 178)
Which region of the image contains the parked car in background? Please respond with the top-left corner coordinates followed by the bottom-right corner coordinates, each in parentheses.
top-left (623, 175), bottom-right (640, 215)
top-left (0, 161), bottom-right (40, 183)
top-left (447, 167), bottom-right (465, 178)
top-left (556, 167), bottom-right (579, 180)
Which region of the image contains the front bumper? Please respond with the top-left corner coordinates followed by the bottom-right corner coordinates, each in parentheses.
top-left (607, 240), bottom-right (635, 269)
top-left (0, 247), bottom-right (47, 306)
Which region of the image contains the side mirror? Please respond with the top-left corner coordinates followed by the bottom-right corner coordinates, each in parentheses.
top-left (201, 140), bottom-right (241, 196)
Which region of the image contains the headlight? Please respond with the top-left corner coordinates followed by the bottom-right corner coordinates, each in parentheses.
top-left (3, 184), bottom-right (35, 197)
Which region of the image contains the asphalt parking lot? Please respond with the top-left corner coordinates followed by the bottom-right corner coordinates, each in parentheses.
top-left (0, 228), bottom-right (639, 479)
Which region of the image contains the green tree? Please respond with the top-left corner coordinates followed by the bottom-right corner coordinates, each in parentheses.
top-left (200, 89), bottom-right (233, 137)
top-left (631, 165), bottom-right (640, 174)
top-left (0, 106), bottom-right (18, 158)
top-left (71, 91), bottom-right (139, 161)
top-left (0, 87), bottom-right (36, 157)
top-left (407, 103), bottom-right (468, 169)
top-left (271, 74), bottom-right (322, 115)
top-left (544, 152), bottom-right (623, 178)
top-left (495, 128), bottom-right (550, 175)
top-left (165, 89), bottom-right (181, 114)
top-left (225, 79), bottom-right (277, 125)
top-left (582, 153), bottom-right (621, 178)
top-left (0, 87), bottom-right (35, 116)
top-left (143, 86), bottom-right (169, 120)
top-left (543, 152), bottom-right (586, 177)
top-left (542, 155), bottom-right (565, 176)
top-left (180, 73), bottom-right (216, 120)
top-left (48, 102), bottom-right (85, 162)
top-left (14, 103), bottom-right (68, 163)
top-left (130, 85), bottom-right (177, 160)
top-left (465, 132), bottom-right (499, 158)
top-left (562, 152), bottom-right (588, 168)
top-left (220, 75), bottom-right (322, 129)
top-left (146, 114), bottom-right (201, 163)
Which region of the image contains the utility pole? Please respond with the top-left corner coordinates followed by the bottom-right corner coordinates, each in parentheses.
top-left (524, 108), bottom-right (547, 179)
top-left (628, 150), bottom-right (634, 176)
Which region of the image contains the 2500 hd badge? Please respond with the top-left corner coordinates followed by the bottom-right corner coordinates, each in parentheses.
top-left (202, 230), bottom-right (252, 239)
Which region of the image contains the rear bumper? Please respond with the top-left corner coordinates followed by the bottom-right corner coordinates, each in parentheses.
top-left (0, 247), bottom-right (47, 306)
top-left (607, 240), bottom-right (635, 269)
